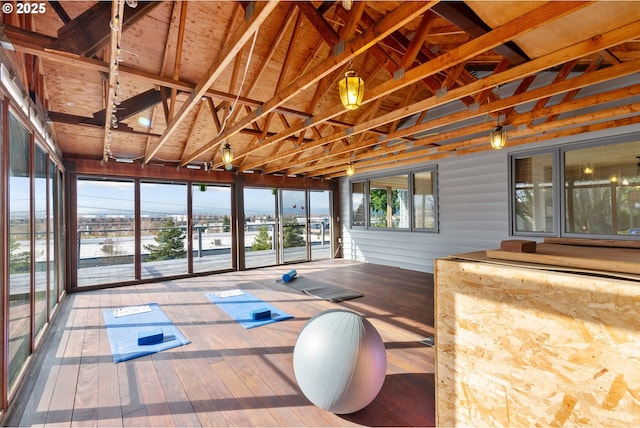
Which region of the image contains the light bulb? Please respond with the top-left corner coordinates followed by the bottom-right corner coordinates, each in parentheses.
top-left (110, 15), bottom-right (121, 31)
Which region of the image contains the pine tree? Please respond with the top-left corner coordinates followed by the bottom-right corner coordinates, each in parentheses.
top-left (222, 215), bottom-right (231, 232)
top-left (251, 225), bottom-right (272, 251)
top-left (283, 220), bottom-right (305, 248)
top-left (9, 235), bottom-right (30, 273)
top-left (144, 218), bottom-right (186, 261)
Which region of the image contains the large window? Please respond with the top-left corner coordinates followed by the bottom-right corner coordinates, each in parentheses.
top-left (8, 112), bottom-right (31, 391)
top-left (511, 139), bottom-right (640, 238)
top-left (77, 178), bottom-right (135, 286)
top-left (140, 182), bottom-right (188, 279)
top-left (244, 187), bottom-right (277, 269)
top-left (192, 184), bottom-right (232, 273)
top-left (350, 167), bottom-right (437, 232)
top-left (34, 143), bottom-right (48, 339)
top-left (309, 190), bottom-right (332, 261)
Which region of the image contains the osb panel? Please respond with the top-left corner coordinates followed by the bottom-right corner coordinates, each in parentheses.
top-left (487, 243), bottom-right (640, 275)
top-left (467, 1), bottom-right (640, 59)
top-left (435, 258), bottom-right (640, 427)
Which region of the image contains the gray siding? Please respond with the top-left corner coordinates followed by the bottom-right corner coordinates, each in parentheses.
top-left (338, 125), bottom-right (640, 273)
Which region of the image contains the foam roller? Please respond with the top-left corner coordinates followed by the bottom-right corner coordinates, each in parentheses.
top-left (282, 269), bottom-right (297, 282)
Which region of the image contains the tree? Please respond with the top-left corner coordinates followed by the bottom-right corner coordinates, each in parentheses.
top-left (9, 235), bottom-right (30, 273)
top-left (370, 188), bottom-right (400, 227)
top-left (144, 218), bottom-right (186, 261)
top-left (283, 220), bottom-right (305, 248)
top-left (222, 215), bottom-right (231, 232)
top-left (251, 225), bottom-right (272, 251)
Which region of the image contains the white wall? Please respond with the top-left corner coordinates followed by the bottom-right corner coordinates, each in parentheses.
top-left (338, 124), bottom-right (640, 274)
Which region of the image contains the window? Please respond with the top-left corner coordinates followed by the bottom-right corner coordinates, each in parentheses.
top-left (413, 170), bottom-right (436, 230)
top-left (369, 174), bottom-right (409, 229)
top-left (351, 181), bottom-right (365, 227)
top-left (140, 182), bottom-right (188, 279)
top-left (34, 143), bottom-right (48, 338)
top-left (511, 139), bottom-right (640, 238)
top-left (76, 178), bottom-right (135, 286)
top-left (512, 152), bottom-right (555, 234)
top-left (192, 184), bottom-right (232, 273)
top-left (564, 141), bottom-right (640, 235)
top-left (350, 167), bottom-right (437, 232)
top-left (8, 111), bottom-right (31, 390)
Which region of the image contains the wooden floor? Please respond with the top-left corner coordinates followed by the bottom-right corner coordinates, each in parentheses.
top-left (5, 259), bottom-right (435, 427)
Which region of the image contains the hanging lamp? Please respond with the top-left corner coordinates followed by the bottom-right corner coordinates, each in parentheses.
top-left (346, 162), bottom-right (356, 176)
top-left (339, 70), bottom-right (364, 110)
top-left (489, 125), bottom-right (507, 149)
top-left (489, 114), bottom-right (508, 150)
top-left (221, 142), bottom-right (234, 171)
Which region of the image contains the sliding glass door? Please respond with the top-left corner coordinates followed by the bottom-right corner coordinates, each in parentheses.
top-left (192, 184), bottom-right (232, 273)
top-left (140, 182), bottom-right (188, 279)
top-left (244, 187), bottom-right (277, 269)
top-left (280, 190), bottom-right (308, 264)
top-left (309, 190), bottom-right (332, 261)
top-left (8, 112), bottom-right (31, 391)
top-left (76, 178), bottom-right (135, 286)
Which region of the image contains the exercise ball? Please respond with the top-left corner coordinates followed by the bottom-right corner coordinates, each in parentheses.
top-left (293, 309), bottom-right (387, 414)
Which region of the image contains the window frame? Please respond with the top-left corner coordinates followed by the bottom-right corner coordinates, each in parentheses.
top-left (509, 135), bottom-right (640, 240)
top-left (349, 165), bottom-right (438, 233)
top-left (509, 147), bottom-right (560, 237)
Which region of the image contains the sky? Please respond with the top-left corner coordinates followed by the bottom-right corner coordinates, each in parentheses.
top-left (73, 179), bottom-right (331, 217)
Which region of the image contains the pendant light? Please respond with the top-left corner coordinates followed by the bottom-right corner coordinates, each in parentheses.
top-left (339, 69), bottom-right (364, 110)
top-left (342, 0), bottom-right (353, 10)
top-left (221, 142), bottom-right (234, 170)
top-left (490, 125), bottom-right (507, 149)
top-left (346, 162), bottom-right (356, 176)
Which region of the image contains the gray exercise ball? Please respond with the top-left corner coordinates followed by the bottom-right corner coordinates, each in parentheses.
top-left (293, 309), bottom-right (387, 414)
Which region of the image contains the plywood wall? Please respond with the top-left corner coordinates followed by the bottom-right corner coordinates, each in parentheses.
top-left (435, 257), bottom-right (640, 427)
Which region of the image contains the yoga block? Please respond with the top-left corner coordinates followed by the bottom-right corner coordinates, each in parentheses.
top-left (137, 329), bottom-right (164, 345)
top-left (500, 239), bottom-right (537, 253)
top-left (251, 308), bottom-right (272, 320)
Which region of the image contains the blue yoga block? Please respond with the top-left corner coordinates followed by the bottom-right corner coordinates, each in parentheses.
top-left (251, 308), bottom-right (272, 320)
top-left (137, 329), bottom-right (164, 345)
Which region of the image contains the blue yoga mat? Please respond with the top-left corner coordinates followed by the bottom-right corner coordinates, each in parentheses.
top-left (206, 289), bottom-right (293, 329)
top-left (103, 303), bottom-right (190, 363)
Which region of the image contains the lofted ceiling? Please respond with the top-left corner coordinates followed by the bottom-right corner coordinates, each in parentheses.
top-left (1, 1), bottom-right (640, 178)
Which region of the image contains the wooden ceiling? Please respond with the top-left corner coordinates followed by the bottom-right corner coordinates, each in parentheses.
top-left (2, 1), bottom-right (640, 178)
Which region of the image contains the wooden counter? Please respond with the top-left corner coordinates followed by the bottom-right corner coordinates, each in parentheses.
top-left (435, 247), bottom-right (640, 427)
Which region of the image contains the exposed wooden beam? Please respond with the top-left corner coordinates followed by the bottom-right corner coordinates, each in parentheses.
top-left (431, 1), bottom-right (529, 65)
top-left (399, 11), bottom-right (436, 70)
top-left (144, 0), bottom-right (281, 163)
top-left (88, 88), bottom-right (171, 125)
top-left (180, 1), bottom-right (439, 166)
top-left (47, 1), bottom-right (71, 24)
top-left (266, 49), bottom-right (640, 175)
top-left (2, 24), bottom-right (360, 127)
top-left (52, 1), bottom-right (161, 57)
top-left (102, 0), bottom-right (125, 162)
top-left (168, 1), bottom-right (188, 122)
top-left (240, 1), bottom-right (595, 172)
top-left (325, 113), bottom-right (640, 178)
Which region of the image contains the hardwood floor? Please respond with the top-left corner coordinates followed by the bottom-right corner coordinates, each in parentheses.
top-left (5, 259), bottom-right (435, 427)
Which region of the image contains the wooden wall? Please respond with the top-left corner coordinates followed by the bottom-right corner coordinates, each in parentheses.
top-left (434, 256), bottom-right (640, 427)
